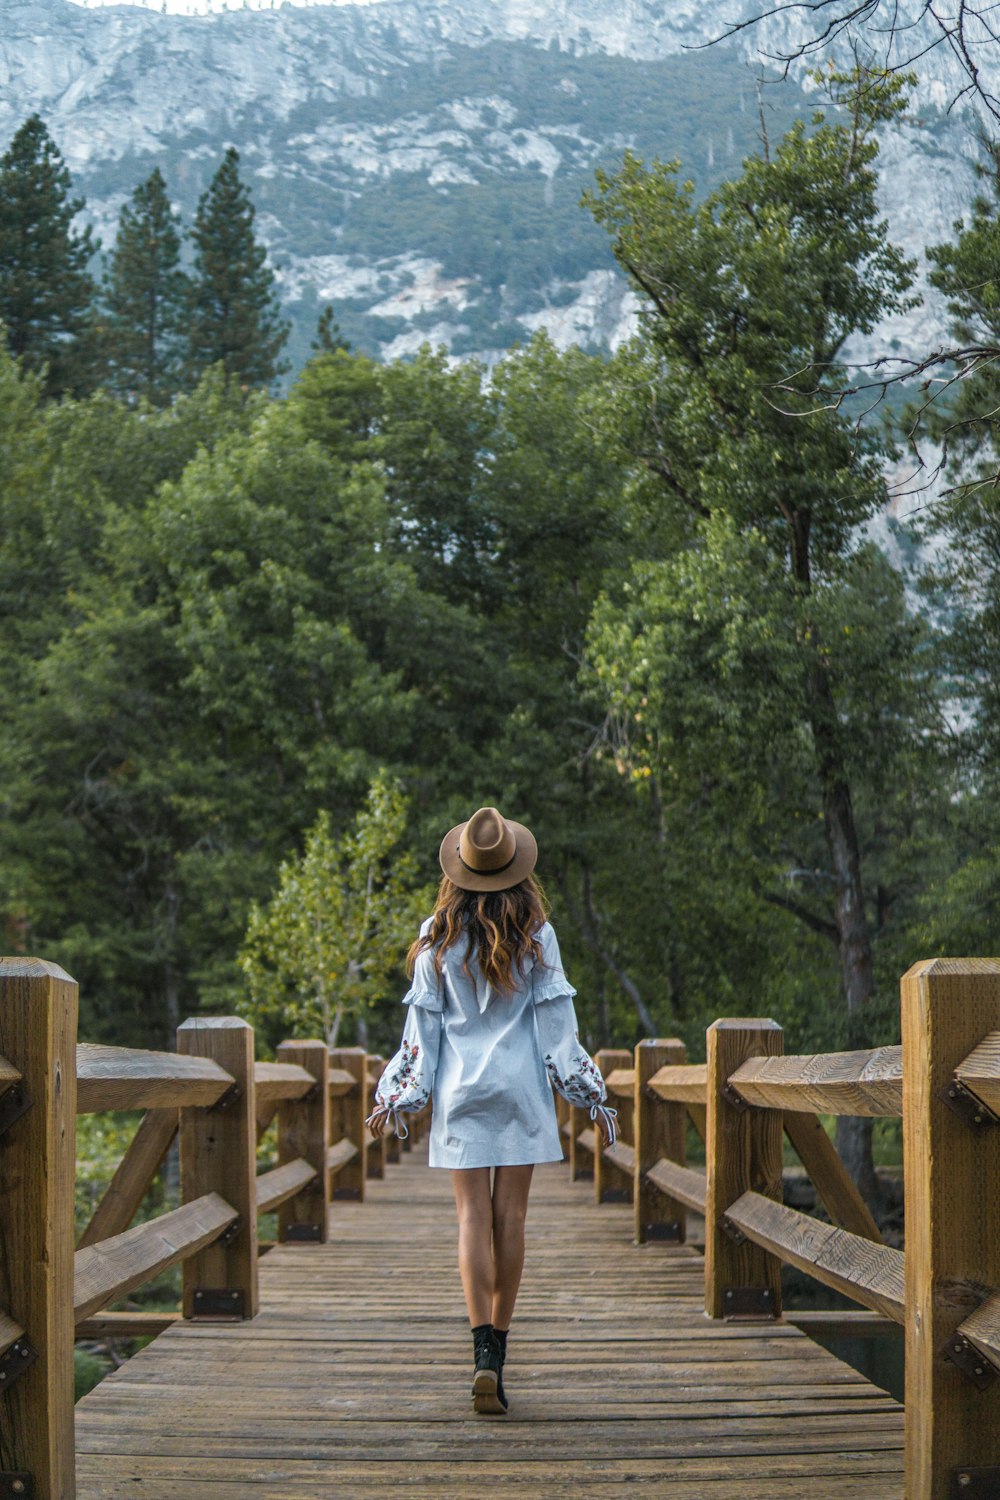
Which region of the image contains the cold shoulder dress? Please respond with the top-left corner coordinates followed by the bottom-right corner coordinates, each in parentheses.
top-left (370, 919), bottom-right (616, 1169)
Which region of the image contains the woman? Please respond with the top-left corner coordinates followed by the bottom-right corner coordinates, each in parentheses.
top-left (366, 805), bottom-right (617, 1416)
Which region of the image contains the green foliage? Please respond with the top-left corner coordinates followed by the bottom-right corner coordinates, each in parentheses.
top-left (187, 147), bottom-right (289, 388)
top-left (0, 114), bottom-right (98, 397)
top-left (238, 773), bottom-right (433, 1047)
top-left (103, 167), bottom-right (189, 406)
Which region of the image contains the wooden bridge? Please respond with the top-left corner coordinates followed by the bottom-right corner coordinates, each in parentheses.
top-left (1, 959), bottom-right (1000, 1498)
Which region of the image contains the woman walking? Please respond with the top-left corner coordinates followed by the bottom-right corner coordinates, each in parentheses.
top-left (366, 806), bottom-right (617, 1416)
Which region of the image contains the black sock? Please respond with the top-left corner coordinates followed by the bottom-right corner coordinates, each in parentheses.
top-left (494, 1327), bottom-right (508, 1362)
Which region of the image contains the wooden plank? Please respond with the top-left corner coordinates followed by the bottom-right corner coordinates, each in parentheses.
top-left (705, 1019), bottom-right (784, 1321)
top-left (75, 1312), bottom-right (178, 1340)
top-left (326, 1137), bottom-right (359, 1175)
top-left (687, 1102), bottom-right (707, 1142)
top-left (77, 1108), bottom-right (179, 1250)
top-left (647, 1062), bottom-right (707, 1104)
top-left (178, 1018), bottom-right (259, 1320)
top-left (256, 1160), bottom-right (316, 1216)
top-left (277, 1041), bottom-right (330, 1244)
top-left (902, 958), bottom-right (1000, 1499)
top-left (724, 1192), bottom-right (905, 1323)
top-left (594, 1049), bottom-right (633, 1205)
top-left (254, 1062), bottom-right (314, 1113)
top-left (634, 1040), bottom-right (688, 1245)
top-left (955, 1291), bottom-right (1000, 1375)
top-left (328, 1049), bottom-right (367, 1201)
top-left (729, 1048), bottom-right (902, 1117)
top-left (0, 957), bottom-right (78, 1497)
top-left (954, 1029), bottom-right (1000, 1115)
top-left (782, 1112), bottom-right (882, 1244)
top-left (788, 1310), bottom-right (903, 1339)
top-left (74, 1194), bottom-right (238, 1322)
top-left (603, 1141), bottom-right (635, 1176)
top-left (646, 1157), bottom-right (708, 1214)
top-left (603, 1067), bottom-right (636, 1100)
top-left (0, 1051), bottom-right (21, 1094)
top-left (0, 1308), bottom-right (25, 1358)
top-left (77, 1042), bottom-right (233, 1113)
top-left (327, 1067), bottom-right (356, 1098)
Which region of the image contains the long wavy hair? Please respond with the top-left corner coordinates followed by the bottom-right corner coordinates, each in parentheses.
top-left (408, 874), bottom-right (549, 994)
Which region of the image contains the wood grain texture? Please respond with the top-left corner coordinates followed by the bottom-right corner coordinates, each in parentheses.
top-left (0, 957), bottom-right (78, 1496)
top-left (728, 1047), bottom-right (902, 1117)
top-left (647, 1062), bottom-right (707, 1104)
top-left (178, 1018), bottom-right (259, 1320)
top-left (782, 1112), bottom-right (882, 1243)
top-left (328, 1049), bottom-right (367, 1201)
top-left (645, 1158), bottom-right (708, 1214)
top-left (594, 1049), bottom-right (633, 1205)
top-left (901, 959), bottom-right (1000, 1499)
top-left (77, 1042), bottom-right (233, 1113)
top-left (724, 1192), bottom-right (904, 1322)
top-left (0, 1308), bottom-right (25, 1357)
top-left (255, 1160), bottom-right (316, 1216)
top-left (253, 1062), bottom-right (315, 1112)
top-left (326, 1067), bottom-right (356, 1098)
top-left (326, 1137), bottom-right (359, 1175)
top-left (602, 1067), bottom-right (636, 1100)
top-left (77, 1108), bottom-right (178, 1250)
top-left (73, 1140), bottom-right (903, 1499)
top-left (75, 1312), bottom-right (178, 1340)
top-left (788, 1310), bottom-right (903, 1339)
top-left (0, 1051), bottom-right (21, 1093)
top-left (956, 1291), bottom-right (1000, 1374)
top-left (74, 1193), bottom-right (238, 1322)
top-left (634, 1039), bottom-right (687, 1244)
top-left (277, 1041), bottom-right (330, 1243)
top-left (687, 1102), bottom-right (707, 1142)
top-left (705, 1020), bottom-right (784, 1321)
top-left (954, 1028), bottom-right (1000, 1114)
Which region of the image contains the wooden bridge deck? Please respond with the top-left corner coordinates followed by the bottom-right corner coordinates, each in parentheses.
top-left (74, 1146), bottom-right (904, 1499)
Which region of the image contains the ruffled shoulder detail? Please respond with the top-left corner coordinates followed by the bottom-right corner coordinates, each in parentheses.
top-left (400, 984), bottom-right (445, 1013)
top-left (532, 921), bottom-right (577, 1004)
top-left (400, 938), bottom-right (445, 1010)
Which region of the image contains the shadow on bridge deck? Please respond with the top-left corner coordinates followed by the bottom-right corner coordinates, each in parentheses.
top-left (74, 1145), bottom-right (904, 1499)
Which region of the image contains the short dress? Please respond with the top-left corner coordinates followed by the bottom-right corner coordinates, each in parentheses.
top-left (371, 919), bottom-right (616, 1169)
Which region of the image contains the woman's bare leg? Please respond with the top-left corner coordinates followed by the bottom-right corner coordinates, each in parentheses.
top-left (490, 1164), bottom-right (534, 1330)
top-left (450, 1167), bottom-right (494, 1327)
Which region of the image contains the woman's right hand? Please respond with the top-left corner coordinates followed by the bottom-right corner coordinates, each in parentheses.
top-left (366, 1106), bottom-right (391, 1139)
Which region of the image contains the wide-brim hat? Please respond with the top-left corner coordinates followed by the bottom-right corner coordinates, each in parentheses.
top-left (439, 806), bottom-right (538, 893)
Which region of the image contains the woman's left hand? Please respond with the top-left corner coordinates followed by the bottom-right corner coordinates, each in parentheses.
top-left (366, 1107), bottom-right (391, 1139)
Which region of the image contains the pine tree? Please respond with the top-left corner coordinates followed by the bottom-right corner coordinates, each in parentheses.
top-left (0, 114), bottom-right (98, 398)
top-left (186, 147), bottom-right (288, 388)
top-left (103, 168), bottom-right (188, 406)
top-left (312, 304), bottom-right (350, 354)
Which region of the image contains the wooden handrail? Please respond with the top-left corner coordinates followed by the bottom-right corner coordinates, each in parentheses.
top-left (0, 1309), bottom-right (25, 1359)
top-left (75, 1311), bottom-right (178, 1340)
top-left (645, 1158), bottom-right (707, 1215)
top-left (646, 1063), bottom-right (706, 1103)
top-left (77, 1042), bottom-right (233, 1113)
top-left (728, 1046), bottom-right (903, 1116)
top-left (955, 1031), bottom-right (1000, 1115)
top-left (603, 1141), bottom-right (635, 1176)
top-left (326, 1137), bottom-right (359, 1175)
top-left (255, 1158), bottom-right (316, 1215)
top-left (603, 1067), bottom-right (636, 1099)
top-left (721, 1190), bottom-right (905, 1322)
top-left (328, 1066), bottom-right (357, 1097)
top-left (955, 1291), bottom-right (1000, 1375)
top-left (0, 1053), bottom-right (21, 1093)
top-left (74, 1192), bottom-right (239, 1323)
top-left (254, 1061), bottom-right (315, 1111)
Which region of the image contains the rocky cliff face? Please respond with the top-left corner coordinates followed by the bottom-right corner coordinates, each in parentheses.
top-left (0, 0), bottom-right (989, 371)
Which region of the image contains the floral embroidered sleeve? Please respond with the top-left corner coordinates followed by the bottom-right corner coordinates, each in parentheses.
top-left (365, 938), bottom-right (443, 1140)
top-left (532, 923), bottom-right (618, 1146)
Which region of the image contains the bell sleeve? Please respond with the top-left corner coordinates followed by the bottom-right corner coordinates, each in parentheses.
top-left (365, 943), bottom-right (444, 1140)
top-left (532, 923), bottom-right (618, 1145)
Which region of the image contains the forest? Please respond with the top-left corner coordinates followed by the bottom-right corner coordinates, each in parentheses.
top-left (3, 63), bottom-right (1000, 1202)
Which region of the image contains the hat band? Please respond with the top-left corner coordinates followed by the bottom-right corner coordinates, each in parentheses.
top-left (457, 845), bottom-right (519, 878)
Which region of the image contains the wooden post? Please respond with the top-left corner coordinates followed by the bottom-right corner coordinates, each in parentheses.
top-left (0, 959), bottom-right (77, 1500)
top-left (902, 959), bottom-right (1000, 1500)
top-left (178, 1017), bottom-right (258, 1319)
top-left (276, 1040), bottom-right (330, 1244)
top-left (328, 1047), bottom-right (367, 1202)
top-left (366, 1055), bottom-right (387, 1179)
top-left (704, 1019), bottom-right (783, 1321)
top-left (567, 1100), bottom-right (588, 1180)
top-left (594, 1048), bottom-right (632, 1205)
top-left (634, 1039), bottom-right (687, 1245)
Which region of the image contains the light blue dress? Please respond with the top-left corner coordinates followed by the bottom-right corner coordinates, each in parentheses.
top-left (371, 920), bottom-right (616, 1169)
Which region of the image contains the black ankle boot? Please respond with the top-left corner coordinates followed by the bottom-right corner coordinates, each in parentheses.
top-left (494, 1328), bottom-right (508, 1409)
top-left (470, 1323), bottom-right (507, 1415)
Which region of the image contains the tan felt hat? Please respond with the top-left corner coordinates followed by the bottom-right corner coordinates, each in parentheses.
top-left (439, 806), bottom-right (538, 892)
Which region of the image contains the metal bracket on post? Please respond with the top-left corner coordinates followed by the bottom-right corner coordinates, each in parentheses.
top-left (940, 1080), bottom-right (1000, 1134)
top-left (719, 1214), bottom-right (747, 1245)
top-left (0, 1338), bottom-right (37, 1391)
top-left (210, 1081), bottom-right (242, 1113)
top-left (941, 1334), bottom-right (1000, 1391)
top-left (217, 1215), bottom-right (243, 1248)
top-left (284, 1222), bottom-right (323, 1242)
top-left (0, 1085), bottom-right (32, 1140)
top-left (720, 1080), bottom-right (751, 1113)
top-left (0, 1475), bottom-right (35, 1499)
top-left (951, 1468), bottom-right (1000, 1498)
top-left (722, 1286), bottom-right (776, 1320)
top-left (643, 1221), bottom-right (683, 1242)
top-left (191, 1289), bottom-right (246, 1320)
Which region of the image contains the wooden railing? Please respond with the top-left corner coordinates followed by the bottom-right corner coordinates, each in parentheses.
top-left (0, 958), bottom-right (397, 1498)
top-left (581, 960), bottom-right (1000, 1500)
